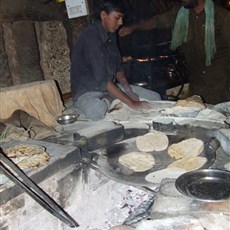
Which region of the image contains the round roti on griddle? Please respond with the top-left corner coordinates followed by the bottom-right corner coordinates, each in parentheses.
top-left (167, 156), bottom-right (207, 171)
top-left (168, 138), bottom-right (204, 160)
top-left (118, 151), bottom-right (155, 172)
top-left (136, 131), bottom-right (169, 152)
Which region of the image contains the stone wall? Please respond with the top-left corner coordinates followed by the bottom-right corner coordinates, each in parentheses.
top-left (0, 17), bottom-right (88, 96)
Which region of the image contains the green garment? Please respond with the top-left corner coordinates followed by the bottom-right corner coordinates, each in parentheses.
top-left (155, 5), bottom-right (230, 104)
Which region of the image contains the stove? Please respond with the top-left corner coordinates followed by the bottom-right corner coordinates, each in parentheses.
top-left (1, 107), bottom-right (230, 229)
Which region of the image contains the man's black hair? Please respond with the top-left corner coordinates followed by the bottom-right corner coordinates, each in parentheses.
top-left (98, 0), bottom-right (128, 14)
top-left (93, 0), bottom-right (130, 19)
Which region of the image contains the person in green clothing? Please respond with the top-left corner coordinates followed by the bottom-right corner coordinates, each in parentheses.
top-left (119, 0), bottom-right (230, 104)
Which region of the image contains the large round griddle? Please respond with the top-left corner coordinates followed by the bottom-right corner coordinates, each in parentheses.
top-left (93, 134), bottom-right (222, 187)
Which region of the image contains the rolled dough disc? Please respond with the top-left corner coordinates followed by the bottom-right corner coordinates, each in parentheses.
top-left (145, 168), bottom-right (187, 183)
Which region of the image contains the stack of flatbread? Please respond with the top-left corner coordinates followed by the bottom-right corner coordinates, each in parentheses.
top-left (161, 95), bottom-right (206, 117)
top-left (3, 144), bottom-right (50, 169)
top-left (174, 95), bottom-right (206, 110)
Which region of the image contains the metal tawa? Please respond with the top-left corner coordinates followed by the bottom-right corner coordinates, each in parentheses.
top-left (175, 169), bottom-right (230, 201)
top-left (92, 137), bottom-right (220, 188)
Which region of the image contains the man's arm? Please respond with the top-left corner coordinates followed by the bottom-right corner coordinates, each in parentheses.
top-left (119, 5), bottom-right (179, 37)
top-left (119, 17), bottom-right (157, 37)
top-left (115, 71), bottom-right (139, 101)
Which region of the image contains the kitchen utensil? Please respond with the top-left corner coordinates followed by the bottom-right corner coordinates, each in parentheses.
top-left (0, 148), bottom-right (79, 228)
top-left (56, 113), bottom-right (79, 125)
top-left (175, 169), bottom-right (230, 201)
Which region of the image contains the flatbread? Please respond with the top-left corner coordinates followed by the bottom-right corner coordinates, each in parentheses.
top-left (136, 131), bottom-right (169, 152)
top-left (3, 144), bottom-right (49, 169)
top-left (174, 95), bottom-right (206, 110)
top-left (145, 168), bottom-right (187, 183)
top-left (4, 144), bottom-right (45, 158)
top-left (118, 151), bottom-right (155, 172)
top-left (13, 151), bottom-right (50, 169)
top-left (168, 138), bottom-right (204, 160)
top-left (167, 156), bottom-right (207, 171)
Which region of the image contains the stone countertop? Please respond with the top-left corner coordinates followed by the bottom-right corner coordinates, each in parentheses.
top-left (1, 99), bottom-right (229, 229)
top-left (135, 178), bottom-right (230, 230)
top-left (62, 100), bottom-right (230, 155)
top-left (0, 140), bottom-right (82, 204)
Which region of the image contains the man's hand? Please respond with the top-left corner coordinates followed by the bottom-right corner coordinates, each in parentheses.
top-left (119, 17), bottom-right (157, 37)
top-left (129, 100), bottom-right (152, 110)
top-left (119, 25), bottom-right (135, 37)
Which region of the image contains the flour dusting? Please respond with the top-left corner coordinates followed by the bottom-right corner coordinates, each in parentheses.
top-left (63, 168), bottom-right (150, 230)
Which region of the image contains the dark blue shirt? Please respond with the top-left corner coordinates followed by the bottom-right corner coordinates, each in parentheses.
top-left (71, 20), bottom-right (124, 99)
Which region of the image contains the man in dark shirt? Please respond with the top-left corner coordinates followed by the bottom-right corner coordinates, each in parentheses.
top-left (119, 0), bottom-right (230, 104)
top-left (71, 0), bottom-right (161, 120)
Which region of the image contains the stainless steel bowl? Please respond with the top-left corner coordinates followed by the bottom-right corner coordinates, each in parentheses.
top-left (175, 169), bottom-right (230, 201)
top-left (56, 114), bottom-right (79, 125)
top-left (133, 82), bottom-right (149, 87)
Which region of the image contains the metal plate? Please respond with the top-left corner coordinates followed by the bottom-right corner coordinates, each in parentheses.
top-left (175, 169), bottom-right (230, 201)
top-left (94, 135), bottom-right (219, 187)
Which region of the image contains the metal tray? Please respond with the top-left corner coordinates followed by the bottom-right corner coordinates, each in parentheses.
top-left (175, 169), bottom-right (230, 201)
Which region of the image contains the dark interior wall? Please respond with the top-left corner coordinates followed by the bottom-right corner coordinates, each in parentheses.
top-left (119, 0), bottom-right (178, 57)
top-left (0, 0), bottom-right (89, 94)
top-left (0, 0), bottom-right (176, 90)
top-left (118, 0), bottom-right (228, 56)
top-left (0, 0), bottom-right (228, 93)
